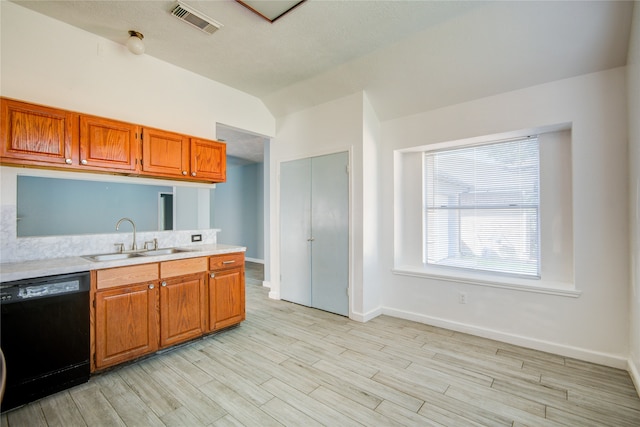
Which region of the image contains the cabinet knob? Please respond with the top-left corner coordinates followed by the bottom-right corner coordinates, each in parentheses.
top-left (191, 172), bottom-right (196, 177)
top-left (182, 171), bottom-right (187, 175)
top-left (210, 273), bottom-right (215, 279)
top-left (81, 159), bottom-right (88, 165)
top-left (65, 158), bottom-right (72, 164)
top-left (161, 281), bottom-right (167, 287)
top-left (148, 284), bottom-right (155, 289)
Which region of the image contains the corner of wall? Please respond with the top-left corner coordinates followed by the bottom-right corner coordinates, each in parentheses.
top-left (629, 356), bottom-right (640, 396)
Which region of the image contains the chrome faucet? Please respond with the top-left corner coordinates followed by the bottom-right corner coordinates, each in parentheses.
top-left (115, 217), bottom-right (137, 251)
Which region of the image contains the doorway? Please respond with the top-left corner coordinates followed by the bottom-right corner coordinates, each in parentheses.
top-left (279, 151), bottom-right (349, 316)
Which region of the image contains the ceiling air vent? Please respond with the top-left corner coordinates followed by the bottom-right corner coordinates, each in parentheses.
top-left (170, 2), bottom-right (223, 35)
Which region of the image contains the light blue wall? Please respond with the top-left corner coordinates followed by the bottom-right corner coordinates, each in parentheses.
top-left (17, 176), bottom-right (172, 236)
top-left (212, 160), bottom-right (264, 261)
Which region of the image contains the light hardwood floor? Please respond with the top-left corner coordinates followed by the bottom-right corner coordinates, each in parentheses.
top-left (2, 262), bottom-right (639, 426)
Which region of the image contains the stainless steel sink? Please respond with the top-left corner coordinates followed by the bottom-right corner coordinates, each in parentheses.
top-left (83, 252), bottom-right (144, 262)
top-left (138, 248), bottom-right (191, 256)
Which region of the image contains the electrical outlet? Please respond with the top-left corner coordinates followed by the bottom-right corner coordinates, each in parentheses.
top-left (458, 292), bottom-right (467, 304)
top-left (191, 234), bottom-right (202, 242)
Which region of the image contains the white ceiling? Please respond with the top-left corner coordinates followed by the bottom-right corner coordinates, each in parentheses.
top-left (11, 0), bottom-right (634, 161)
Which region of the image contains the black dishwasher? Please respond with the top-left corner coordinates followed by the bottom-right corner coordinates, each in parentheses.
top-left (0, 271), bottom-right (90, 412)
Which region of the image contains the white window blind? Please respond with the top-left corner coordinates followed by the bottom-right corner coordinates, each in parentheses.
top-left (423, 137), bottom-right (540, 277)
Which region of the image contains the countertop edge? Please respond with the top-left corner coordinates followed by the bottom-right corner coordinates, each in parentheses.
top-left (0, 244), bottom-right (246, 282)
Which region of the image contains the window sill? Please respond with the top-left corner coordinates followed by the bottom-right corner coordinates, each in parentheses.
top-left (392, 265), bottom-right (581, 298)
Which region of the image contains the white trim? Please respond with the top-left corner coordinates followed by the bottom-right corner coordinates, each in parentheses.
top-left (382, 306), bottom-right (627, 369)
top-left (245, 257), bottom-right (264, 264)
top-left (268, 288), bottom-right (280, 299)
top-left (350, 307), bottom-right (383, 323)
top-left (397, 122), bottom-right (571, 155)
top-left (392, 266), bottom-right (580, 298)
top-left (629, 358), bottom-right (640, 397)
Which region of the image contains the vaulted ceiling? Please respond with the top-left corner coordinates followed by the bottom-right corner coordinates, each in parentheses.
top-left (8, 1), bottom-right (635, 163)
top-left (12, 1), bottom-right (634, 122)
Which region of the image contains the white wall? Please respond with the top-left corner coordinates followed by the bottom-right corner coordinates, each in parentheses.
top-left (268, 92), bottom-right (382, 320)
top-left (0, 2), bottom-right (274, 142)
top-left (0, 2), bottom-right (274, 260)
top-left (381, 68), bottom-right (630, 367)
top-left (628, 1), bottom-right (640, 390)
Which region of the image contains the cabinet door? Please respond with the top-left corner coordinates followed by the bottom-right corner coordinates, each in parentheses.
top-left (141, 127), bottom-right (189, 178)
top-left (79, 115), bottom-right (138, 171)
top-left (190, 138), bottom-right (226, 182)
top-left (1, 98), bottom-right (76, 166)
top-left (159, 273), bottom-right (206, 348)
top-left (95, 282), bottom-right (158, 370)
top-left (208, 266), bottom-right (245, 331)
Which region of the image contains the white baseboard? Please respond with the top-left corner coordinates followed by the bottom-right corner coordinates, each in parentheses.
top-left (350, 307), bottom-right (383, 322)
top-left (262, 280), bottom-right (271, 289)
top-left (245, 257), bottom-right (264, 264)
top-left (382, 307), bottom-right (628, 369)
top-left (268, 288), bottom-right (280, 299)
top-left (629, 357), bottom-right (640, 397)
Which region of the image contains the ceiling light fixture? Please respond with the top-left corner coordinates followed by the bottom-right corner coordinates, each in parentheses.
top-left (126, 30), bottom-right (145, 55)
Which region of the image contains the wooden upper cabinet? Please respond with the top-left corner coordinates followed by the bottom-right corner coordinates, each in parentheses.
top-left (141, 127), bottom-right (189, 178)
top-left (1, 98), bottom-right (227, 183)
top-left (190, 138), bottom-right (226, 182)
top-left (79, 115), bottom-right (138, 171)
top-left (1, 98), bottom-right (77, 166)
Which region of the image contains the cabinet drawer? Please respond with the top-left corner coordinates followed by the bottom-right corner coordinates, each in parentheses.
top-left (209, 252), bottom-right (244, 271)
top-left (96, 263), bottom-right (159, 290)
top-left (161, 257), bottom-right (207, 278)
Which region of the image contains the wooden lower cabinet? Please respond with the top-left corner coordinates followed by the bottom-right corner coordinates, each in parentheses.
top-left (94, 282), bottom-right (158, 370)
top-left (159, 273), bottom-right (206, 348)
top-left (92, 254), bottom-right (244, 372)
top-left (208, 253), bottom-right (245, 332)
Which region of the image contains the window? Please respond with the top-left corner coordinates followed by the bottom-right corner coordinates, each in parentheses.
top-left (423, 137), bottom-right (540, 277)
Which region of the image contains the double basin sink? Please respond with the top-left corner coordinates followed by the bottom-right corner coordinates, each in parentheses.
top-left (84, 248), bottom-right (191, 262)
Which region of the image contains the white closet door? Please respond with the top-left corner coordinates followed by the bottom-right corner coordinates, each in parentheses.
top-left (279, 157), bottom-right (312, 306)
top-left (310, 152), bottom-right (349, 316)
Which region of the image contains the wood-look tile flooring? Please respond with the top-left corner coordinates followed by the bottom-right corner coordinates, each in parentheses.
top-left (2, 262), bottom-right (639, 426)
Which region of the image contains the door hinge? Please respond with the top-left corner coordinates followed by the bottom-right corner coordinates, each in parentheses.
top-left (346, 164), bottom-right (350, 174)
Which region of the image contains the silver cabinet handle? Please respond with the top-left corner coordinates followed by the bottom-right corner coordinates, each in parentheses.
top-left (81, 159), bottom-right (88, 165)
top-left (210, 273), bottom-right (215, 278)
top-left (148, 284), bottom-right (155, 289)
top-left (161, 281), bottom-right (167, 287)
top-left (191, 172), bottom-right (196, 177)
top-left (182, 171), bottom-right (187, 175)
top-left (65, 158), bottom-right (72, 164)
top-left (222, 260), bottom-right (235, 264)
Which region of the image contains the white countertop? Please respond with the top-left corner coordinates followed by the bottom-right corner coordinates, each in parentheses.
top-left (0, 244), bottom-right (246, 282)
